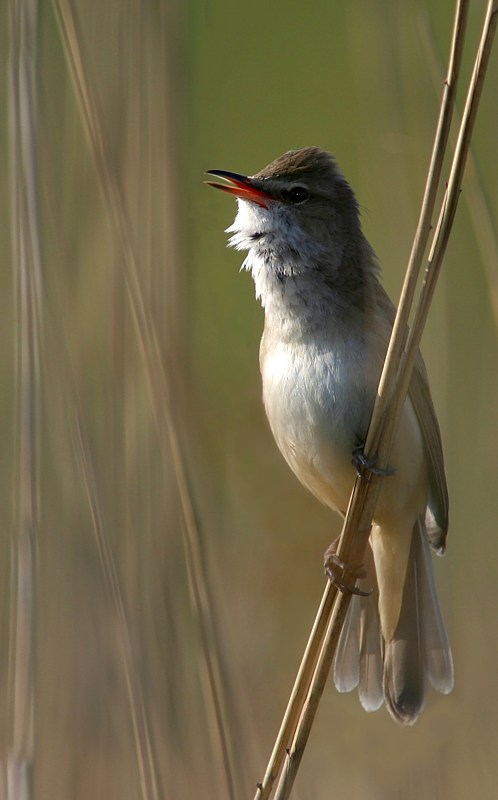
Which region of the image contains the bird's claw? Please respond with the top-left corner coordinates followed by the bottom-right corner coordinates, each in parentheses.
top-left (324, 546), bottom-right (372, 597)
top-left (352, 447), bottom-right (396, 479)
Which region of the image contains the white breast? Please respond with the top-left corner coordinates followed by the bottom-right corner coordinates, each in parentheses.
top-left (261, 331), bottom-right (373, 513)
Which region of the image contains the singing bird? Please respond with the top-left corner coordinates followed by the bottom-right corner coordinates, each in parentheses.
top-left (206, 147), bottom-right (453, 724)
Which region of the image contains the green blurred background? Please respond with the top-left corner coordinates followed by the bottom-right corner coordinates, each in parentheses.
top-left (2, 1), bottom-right (498, 798)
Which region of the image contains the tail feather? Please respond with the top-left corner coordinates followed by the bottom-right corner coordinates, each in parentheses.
top-left (335, 547), bottom-right (383, 712)
top-left (334, 594), bottom-right (361, 694)
top-left (333, 521), bottom-right (453, 723)
top-left (358, 591), bottom-right (384, 712)
top-left (417, 521), bottom-right (454, 694)
top-left (384, 526), bottom-right (427, 724)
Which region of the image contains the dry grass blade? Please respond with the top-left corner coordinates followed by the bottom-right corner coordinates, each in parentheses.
top-left (420, 13), bottom-right (498, 330)
top-left (253, 581), bottom-right (338, 800)
top-left (72, 417), bottom-right (161, 800)
top-left (391, 0), bottom-right (498, 444)
top-left (254, 4), bottom-right (470, 799)
top-left (51, 1), bottom-right (240, 796)
top-left (7, 1), bottom-right (42, 798)
top-left (273, 2), bottom-right (498, 797)
top-left (367, 0), bottom-right (469, 454)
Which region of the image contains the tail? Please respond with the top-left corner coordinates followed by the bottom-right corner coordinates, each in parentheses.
top-left (334, 521), bottom-right (453, 724)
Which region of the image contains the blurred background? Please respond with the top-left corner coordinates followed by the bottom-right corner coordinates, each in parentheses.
top-left (2, 0), bottom-right (498, 798)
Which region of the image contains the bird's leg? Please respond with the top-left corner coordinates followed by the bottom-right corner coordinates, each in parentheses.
top-left (324, 537), bottom-right (372, 597)
top-left (352, 446), bottom-right (396, 479)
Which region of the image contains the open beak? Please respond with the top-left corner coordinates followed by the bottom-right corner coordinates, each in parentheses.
top-left (205, 169), bottom-right (273, 209)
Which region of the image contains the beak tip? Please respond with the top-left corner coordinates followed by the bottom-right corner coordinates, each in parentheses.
top-left (204, 168), bottom-right (272, 209)
top-left (204, 180), bottom-right (223, 190)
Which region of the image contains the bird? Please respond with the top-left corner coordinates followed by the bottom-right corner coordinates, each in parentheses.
top-left (206, 146), bottom-right (453, 724)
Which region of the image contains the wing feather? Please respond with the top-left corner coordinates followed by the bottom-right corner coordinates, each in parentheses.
top-left (373, 283), bottom-right (448, 551)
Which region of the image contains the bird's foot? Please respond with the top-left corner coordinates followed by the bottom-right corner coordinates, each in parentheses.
top-left (352, 447), bottom-right (396, 479)
top-left (324, 538), bottom-right (372, 597)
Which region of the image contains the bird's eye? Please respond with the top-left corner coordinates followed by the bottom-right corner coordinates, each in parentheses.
top-left (286, 185), bottom-right (310, 204)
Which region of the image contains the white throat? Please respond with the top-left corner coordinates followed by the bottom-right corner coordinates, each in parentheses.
top-left (226, 199), bottom-right (339, 322)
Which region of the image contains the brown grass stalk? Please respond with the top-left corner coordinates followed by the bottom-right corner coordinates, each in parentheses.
top-left (419, 13), bottom-right (498, 331)
top-left (7, 1), bottom-right (42, 798)
top-left (252, 0), bottom-right (486, 797)
top-left (272, 2), bottom-right (497, 798)
top-left (72, 417), bottom-right (161, 800)
top-left (51, 1), bottom-right (240, 797)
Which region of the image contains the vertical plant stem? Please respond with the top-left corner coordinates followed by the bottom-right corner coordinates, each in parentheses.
top-left (253, 583), bottom-right (338, 800)
top-left (420, 12), bottom-right (498, 329)
top-left (254, 3), bottom-right (470, 798)
top-left (72, 418), bottom-right (161, 800)
top-left (273, 2), bottom-right (497, 797)
top-left (52, 1), bottom-right (240, 796)
top-left (7, 1), bottom-right (42, 798)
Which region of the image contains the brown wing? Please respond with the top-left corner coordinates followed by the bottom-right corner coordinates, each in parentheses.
top-left (373, 283), bottom-right (449, 552)
top-left (409, 351), bottom-right (448, 552)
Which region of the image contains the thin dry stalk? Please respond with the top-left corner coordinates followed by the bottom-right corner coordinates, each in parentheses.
top-left (384, 0), bottom-right (498, 459)
top-left (274, 2), bottom-right (497, 798)
top-left (51, 1), bottom-right (240, 796)
top-left (7, 1), bottom-right (42, 798)
top-left (420, 14), bottom-right (498, 330)
top-left (253, 587), bottom-right (337, 799)
top-left (254, 3), bottom-right (470, 798)
top-left (72, 418), bottom-right (161, 800)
